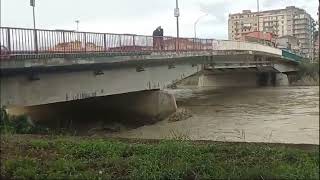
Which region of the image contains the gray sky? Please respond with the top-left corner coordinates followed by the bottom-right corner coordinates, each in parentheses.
top-left (1, 0), bottom-right (318, 39)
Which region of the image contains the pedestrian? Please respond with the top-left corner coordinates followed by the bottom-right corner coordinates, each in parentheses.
top-left (159, 27), bottom-right (164, 50)
top-left (153, 26), bottom-right (162, 50)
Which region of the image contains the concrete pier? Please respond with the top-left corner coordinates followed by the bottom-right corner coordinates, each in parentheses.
top-left (198, 72), bottom-right (258, 87)
top-left (8, 90), bottom-right (177, 130)
top-left (275, 73), bottom-right (289, 86)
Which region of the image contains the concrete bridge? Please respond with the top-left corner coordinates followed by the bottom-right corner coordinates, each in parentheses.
top-left (0, 27), bottom-right (302, 125)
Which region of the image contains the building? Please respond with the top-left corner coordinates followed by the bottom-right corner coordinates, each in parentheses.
top-left (276, 35), bottom-right (301, 54)
top-left (50, 41), bottom-right (104, 52)
top-left (314, 32), bottom-right (319, 63)
top-left (240, 31), bottom-right (277, 46)
top-left (228, 6), bottom-right (316, 58)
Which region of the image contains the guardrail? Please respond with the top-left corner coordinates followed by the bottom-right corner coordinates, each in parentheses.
top-left (0, 27), bottom-right (293, 61)
top-left (0, 27), bottom-right (214, 57)
top-left (212, 40), bottom-right (282, 56)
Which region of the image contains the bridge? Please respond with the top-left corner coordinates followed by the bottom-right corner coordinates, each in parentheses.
top-left (0, 27), bottom-right (302, 126)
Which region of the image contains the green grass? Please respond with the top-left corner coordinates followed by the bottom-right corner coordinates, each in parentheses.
top-left (1, 135), bottom-right (319, 180)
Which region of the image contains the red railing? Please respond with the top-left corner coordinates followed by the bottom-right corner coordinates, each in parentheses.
top-left (0, 27), bottom-right (214, 59)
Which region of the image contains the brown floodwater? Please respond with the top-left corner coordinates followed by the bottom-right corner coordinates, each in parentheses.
top-left (109, 86), bottom-right (319, 145)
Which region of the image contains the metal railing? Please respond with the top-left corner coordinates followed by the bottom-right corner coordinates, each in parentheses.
top-left (0, 27), bottom-right (214, 59)
top-left (0, 27), bottom-right (286, 60)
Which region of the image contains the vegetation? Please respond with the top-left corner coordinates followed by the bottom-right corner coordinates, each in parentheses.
top-left (1, 135), bottom-right (319, 180)
top-left (0, 107), bottom-right (49, 135)
top-left (293, 62), bottom-right (319, 86)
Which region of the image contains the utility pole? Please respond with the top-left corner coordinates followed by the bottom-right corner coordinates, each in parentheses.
top-left (30, 0), bottom-right (38, 52)
top-left (257, 0), bottom-right (260, 31)
top-left (0, 0), bottom-right (2, 27)
top-left (174, 0), bottom-right (180, 51)
top-left (31, 0), bottom-right (36, 30)
top-left (257, 0), bottom-right (260, 41)
top-left (175, 0), bottom-right (180, 38)
top-left (75, 20), bottom-right (79, 31)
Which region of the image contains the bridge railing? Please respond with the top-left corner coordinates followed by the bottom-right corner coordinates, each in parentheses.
top-left (0, 27), bottom-right (285, 60)
top-left (0, 27), bottom-right (213, 56)
top-left (212, 40), bottom-right (282, 56)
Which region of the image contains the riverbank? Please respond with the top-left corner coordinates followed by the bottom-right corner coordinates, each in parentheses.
top-left (1, 134), bottom-right (319, 179)
top-left (291, 62), bottom-right (319, 86)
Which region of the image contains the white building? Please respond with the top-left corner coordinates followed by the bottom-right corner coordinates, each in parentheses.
top-left (228, 6), bottom-right (316, 58)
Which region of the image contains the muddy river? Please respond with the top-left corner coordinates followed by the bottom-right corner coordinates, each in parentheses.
top-left (110, 86), bottom-right (319, 145)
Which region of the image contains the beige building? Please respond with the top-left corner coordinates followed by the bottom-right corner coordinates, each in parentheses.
top-left (314, 33), bottom-right (319, 63)
top-left (276, 35), bottom-right (301, 54)
top-left (228, 6), bottom-right (316, 58)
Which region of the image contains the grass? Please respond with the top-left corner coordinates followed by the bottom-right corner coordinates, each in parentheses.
top-left (1, 134), bottom-right (319, 180)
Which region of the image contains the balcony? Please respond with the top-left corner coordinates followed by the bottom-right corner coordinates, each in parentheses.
top-left (293, 26), bottom-right (307, 30)
top-left (293, 32), bottom-right (308, 35)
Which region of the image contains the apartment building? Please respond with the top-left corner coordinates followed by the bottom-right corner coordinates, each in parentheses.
top-left (314, 33), bottom-right (319, 63)
top-left (228, 6), bottom-right (316, 58)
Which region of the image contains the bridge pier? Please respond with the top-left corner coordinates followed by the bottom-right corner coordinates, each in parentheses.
top-left (275, 73), bottom-right (289, 86)
top-left (197, 71), bottom-right (289, 88)
top-left (8, 90), bottom-right (177, 132)
top-left (198, 72), bottom-right (259, 88)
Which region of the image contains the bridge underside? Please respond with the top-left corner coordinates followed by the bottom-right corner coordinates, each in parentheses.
top-left (1, 63), bottom-right (200, 107)
top-left (0, 52), bottom-right (298, 107)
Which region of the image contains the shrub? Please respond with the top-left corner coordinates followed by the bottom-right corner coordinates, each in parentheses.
top-left (0, 107), bottom-right (49, 134)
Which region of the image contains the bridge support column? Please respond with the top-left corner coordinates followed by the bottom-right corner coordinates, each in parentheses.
top-left (8, 90), bottom-right (177, 131)
top-left (257, 72), bottom-right (276, 86)
top-left (275, 73), bottom-right (289, 86)
top-left (109, 90), bottom-right (178, 124)
top-left (198, 72), bottom-right (258, 87)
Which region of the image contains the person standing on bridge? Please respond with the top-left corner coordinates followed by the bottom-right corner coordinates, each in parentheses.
top-left (159, 26), bottom-right (164, 50)
top-left (153, 26), bottom-right (161, 50)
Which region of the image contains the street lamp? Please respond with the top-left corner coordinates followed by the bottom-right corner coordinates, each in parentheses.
top-left (257, 0), bottom-right (261, 42)
top-left (0, 0), bottom-right (2, 27)
top-left (194, 13), bottom-right (208, 39)
top-left (30, 0), bottom-right (38, 52)
top-left (30, 0), bottom-right (36, 30)
top-left (174, 0), bottom-right (180, 39)
top-left (174, 0), bottom-right (180, 51)
top-left (75, 20), bottom-right (80, 31)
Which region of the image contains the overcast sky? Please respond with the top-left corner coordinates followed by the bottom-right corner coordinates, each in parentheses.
top-left (1, 0), bottom-right (318, 39)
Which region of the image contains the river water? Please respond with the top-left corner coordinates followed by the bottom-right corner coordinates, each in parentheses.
top-left (111, 86), bottom-right (319, 144)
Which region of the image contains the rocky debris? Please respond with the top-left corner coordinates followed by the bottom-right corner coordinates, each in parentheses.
top-left (168, 108), bottom-right (192, 122)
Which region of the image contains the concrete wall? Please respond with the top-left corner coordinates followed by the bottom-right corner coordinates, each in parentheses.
top-left (198, 72), bottom-right (259, 87)
top-left (8, 90), bottom-right (177, 130)
top-left (1, 64), bottom-right (200, 107)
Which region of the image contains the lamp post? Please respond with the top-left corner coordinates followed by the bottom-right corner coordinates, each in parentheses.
top-left (75, 20), bottom-right (79, 31)
top-left (175, 0), bottom-right (180, 39)
top-left (0, 0), bottom-right (2, 27)
top-left (257, 0), bottom-right (261, 42)
top-left (194, 13), bottom-right (208, 39)
top-left (30, 0), bottom-right (38, 52)
top-left (174, 0), bottom-right (180, 51)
